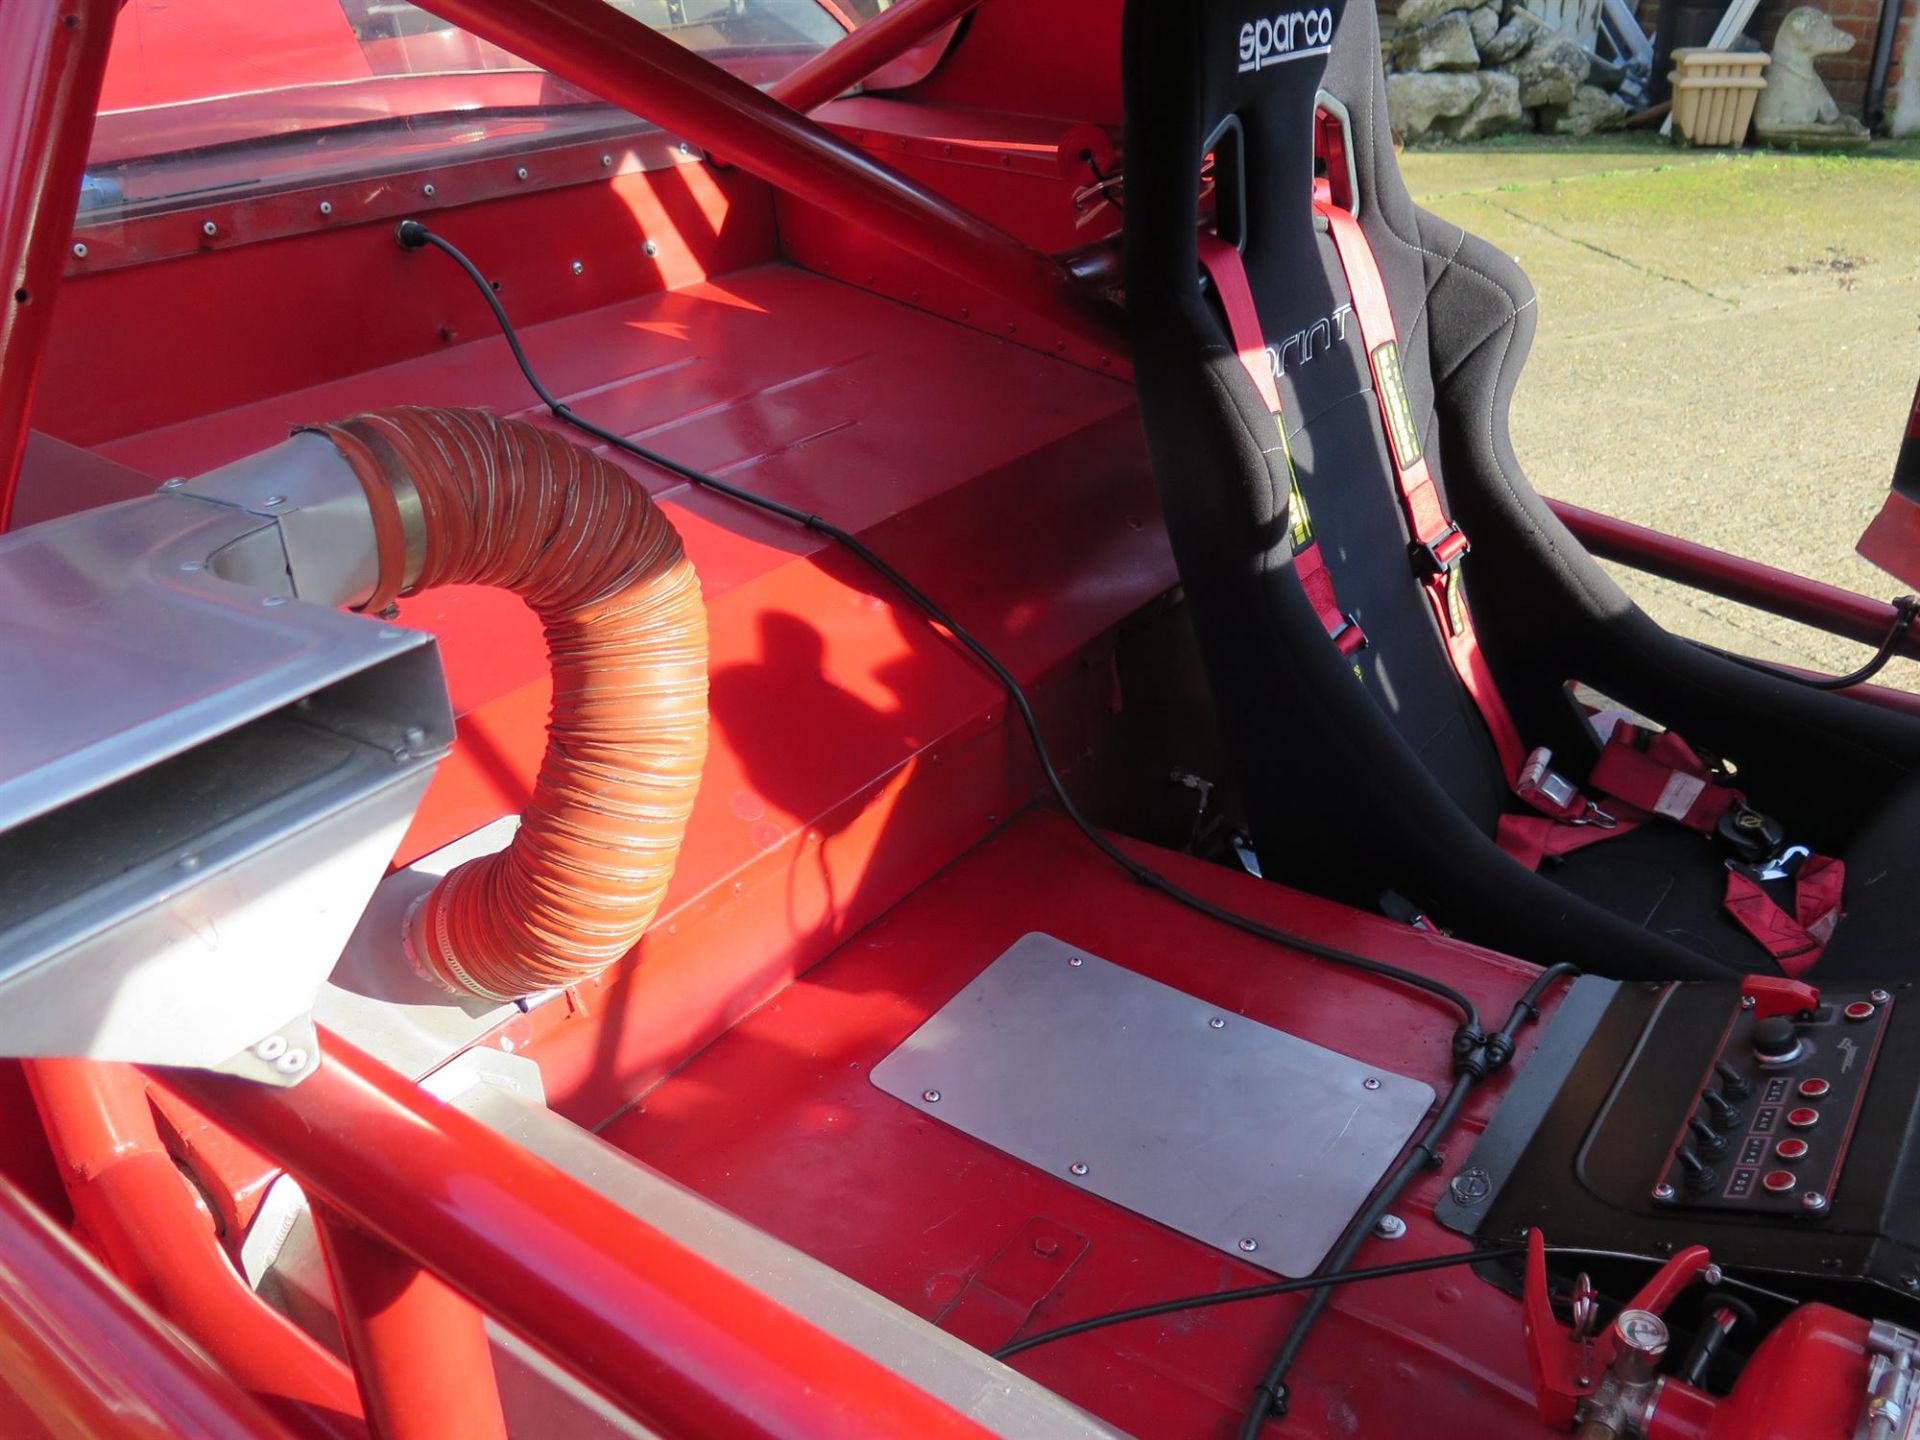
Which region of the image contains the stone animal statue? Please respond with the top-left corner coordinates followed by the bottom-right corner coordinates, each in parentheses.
top-left (1754, 5), bottom-right (1869, 144)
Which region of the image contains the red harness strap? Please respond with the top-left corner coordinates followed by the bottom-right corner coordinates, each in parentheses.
top-left (1313, 200), bottom-right (1588, 820)
top-left (1725, 857), bottom-right (1845, 977)
top-left (1314, 202), bottom-right (1847, 965)
top-left (1196, 231), bottom-right (1366, 658)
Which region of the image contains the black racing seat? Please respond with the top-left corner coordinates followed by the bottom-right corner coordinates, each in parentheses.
top-left (1122, 0), bottom-right (1920, 980)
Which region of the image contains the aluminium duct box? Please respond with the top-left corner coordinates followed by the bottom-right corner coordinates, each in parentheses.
top-left (0, 487), bottom-right (453, 1079)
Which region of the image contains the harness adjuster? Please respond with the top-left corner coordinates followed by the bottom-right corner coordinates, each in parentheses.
top-left (1329, 611), bottom-right (1368, 653)
top-left (1413, 524), bottom-right (1470, 577)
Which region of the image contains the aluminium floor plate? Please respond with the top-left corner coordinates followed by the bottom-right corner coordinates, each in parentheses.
top-left (871, 932), bottom-right (1436, 1277)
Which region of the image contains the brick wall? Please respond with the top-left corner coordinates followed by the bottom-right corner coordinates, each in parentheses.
top-left (1625, 0), bottom-right (1913, 112)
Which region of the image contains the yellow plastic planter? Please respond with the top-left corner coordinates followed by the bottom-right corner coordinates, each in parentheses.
top-left (1669, 48), bottom-right (1771, 147)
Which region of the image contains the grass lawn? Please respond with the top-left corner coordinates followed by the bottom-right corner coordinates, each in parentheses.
top-left (1399, 133), bottom-right (1920, 688)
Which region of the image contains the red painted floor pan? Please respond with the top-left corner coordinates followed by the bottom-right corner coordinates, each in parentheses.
top-left (602, 810), bottom-right (1557, 1440)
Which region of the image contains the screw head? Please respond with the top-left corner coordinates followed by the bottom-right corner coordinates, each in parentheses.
top-left (515, 166), bottom-right (529, 181)
top-left (1653, 1182), bottom-right (1677, 1203)
top-left (179, 560), bottom-right (203, 572)
top-left (254, 1035), bottom-right (289, 1061)
top-left (643, 239), bottom-right (659, 258)
top-left (318, 200), bottom-right (333, 216)
top-left (1068, 956), bottom-right (1083, 967)
top-left (678, 141), bottom-right (691, 155)
top-left (1363, 1077), bottom-right (1382, 1091)
top-left (1871, 989), bottom-right (1893, 1005)
top-left (276, 1048), bottom-right (309, 1075)
top-left (1069, 1162), bottom-right (1089, 1177)
top-left (1741, 994), bottom-right (1757, 1009)
top-left (1209, 1017), bottom-right (1226, 1030)
top-left (423, 183), bottom-right (437, 197)
top-left (570, 260), bottom-right (584, 276)
top-left (1373, 1214), bottom-right (1407, 1240)
top-left (1802, 1191), bottom-right (1829, 1214)
top-left (71, 241), bottom-right (87, 258)
top-left (160, 476), bottom-right (187, 489)
top-left (500, 1036), bottom-right (515, 1053)
top-left (201, 219), bottom-right (217, 237)
top-left (1238, 1237), bottom-right (1259, 1253)
top-left (601, 153), bottom-right (614, 167)
top-left (262, 595), bottom-right (289, 607)
top-left (921, 1089), bottom-right (941, 1103)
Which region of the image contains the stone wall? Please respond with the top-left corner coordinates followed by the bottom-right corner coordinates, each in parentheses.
top-left (1385, 0), bottom-right (1633, 139)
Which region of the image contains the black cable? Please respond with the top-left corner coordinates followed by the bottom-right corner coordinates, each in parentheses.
top-left (403, 220), bottom-right (1597, 1426)
top-left (994, 1239), bottom-right (1800, 1364)
top-left (992, 1246), bottom-right (1524, 1360)
top-left (1710, 594), bottom-right (1920, 691)
top-left (395, 219), bottom-right (1488, 1036)
top-left (1235, 960), bottom-right (1577, 1436)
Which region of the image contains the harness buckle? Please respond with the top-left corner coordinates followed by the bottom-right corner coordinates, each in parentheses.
top-left (1413, 524), bottom-right (1470, 577)
top-left (1517, 745), bottom-right (1583, 819)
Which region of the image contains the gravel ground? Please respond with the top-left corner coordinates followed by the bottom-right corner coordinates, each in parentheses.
top-left (1401, 135), bottom-right (1920, 692)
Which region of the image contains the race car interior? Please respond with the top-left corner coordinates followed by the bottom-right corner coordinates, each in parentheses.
top-left (2, 0), bottom-right (1920, 1436)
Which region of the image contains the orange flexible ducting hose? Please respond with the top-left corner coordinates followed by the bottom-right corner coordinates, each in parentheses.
top-left (301, 408), bottom-right (708, 1001)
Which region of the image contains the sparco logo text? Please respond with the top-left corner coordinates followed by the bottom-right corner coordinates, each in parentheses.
top-left (1237, 8), bottom-right (1335, 71)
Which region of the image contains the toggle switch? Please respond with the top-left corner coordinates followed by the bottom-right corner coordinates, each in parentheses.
top-left (1688, 1116), bottom-right (1728, 1159)
top-left (1714, 1062), bottom-right (1752, 1101)
top-left (1702, 1088), bottom-right (1743, 1130)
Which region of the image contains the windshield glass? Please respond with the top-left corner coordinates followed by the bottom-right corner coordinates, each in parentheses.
top-left (84, 0), bottom-right (848, 219)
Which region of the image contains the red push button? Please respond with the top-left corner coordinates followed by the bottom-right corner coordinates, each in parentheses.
top-left (1844, 1001), bottom-right (1877, 1021)
top-left (1797, 1078), bottom-right (1831, 1098)
top-left (1762, 1170), bottom-right (1797, 1193)
top-left (1776, 1138), bottom-right (1810, 1160)
top-left (1787, 1107), bottom-right (1821, 1129)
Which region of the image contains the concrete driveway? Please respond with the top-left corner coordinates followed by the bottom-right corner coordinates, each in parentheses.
top-left (1403, 136), bottom-right (1920, 691)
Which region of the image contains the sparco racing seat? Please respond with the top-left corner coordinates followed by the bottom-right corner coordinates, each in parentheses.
top-left (1123, 0), bottom-right (1920, 979)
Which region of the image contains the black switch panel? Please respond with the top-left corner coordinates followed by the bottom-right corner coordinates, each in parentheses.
top-left (1653, 991), bottom-right (1892, 1216)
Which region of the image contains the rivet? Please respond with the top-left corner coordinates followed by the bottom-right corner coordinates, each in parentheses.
top-left (1871, 988), bottom-right (1893, 1005)
top-left (262, 494), bottom-right (286, 507)
top-left (601, 153), bottom-right (614, 167)
top-left (1068, 956), bottom-right (1084, 967)
top-left (500, 1037), bottom-right (515, 1053)
top-left (516, 166), bottom-right (529, 181)
top-left (404, 727), bottom-right (426, 747)
top-left (1209, 1017), bottom-right (1226, 1030)
top-left (318, 200), bottom-right (333, 216)
top-left (1373, 1214), bottom-right (1407, 1240)
top-left (922, 1089), bottom-right (941, 1103)
top-left (1238, 1237), bottom-right (1259, 1253)
top-left (179, 561), bottom-right (203, 572)
top-left (678, 141), bottom-right (691, 155)
top-left (178, 854), bottom-right (200, 871)
top-left (1069, 1162), bottom-right (1089, 1177)
top-left (1740, 994), bottom-right (1756, 1009)
top-left (276, 1048), bottom-right (309, 1074)
top-left (71, 241), bottom-right (87, 258)
top-left (254, 1035), bottom-right (288, 1061)
top-left (262, 595), bottom-right (289, 607)
top-left (160, 476), bottom-right (187, 489)
top-left (570, 260), bottom-right (585, 276)
top-left (1652, 1182), bottom-right (1676, 1202)
top-left (643, 239), bottom-right (659, 257)
top-left (1802, 1191), bottom-right (1829, 1214)
top-left (423, 183), bottom-right (437, 198)
top-left (201, 219), bottom-right (217, 237)
top-left (1363, 1077), bottom-right (1382, 1090)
